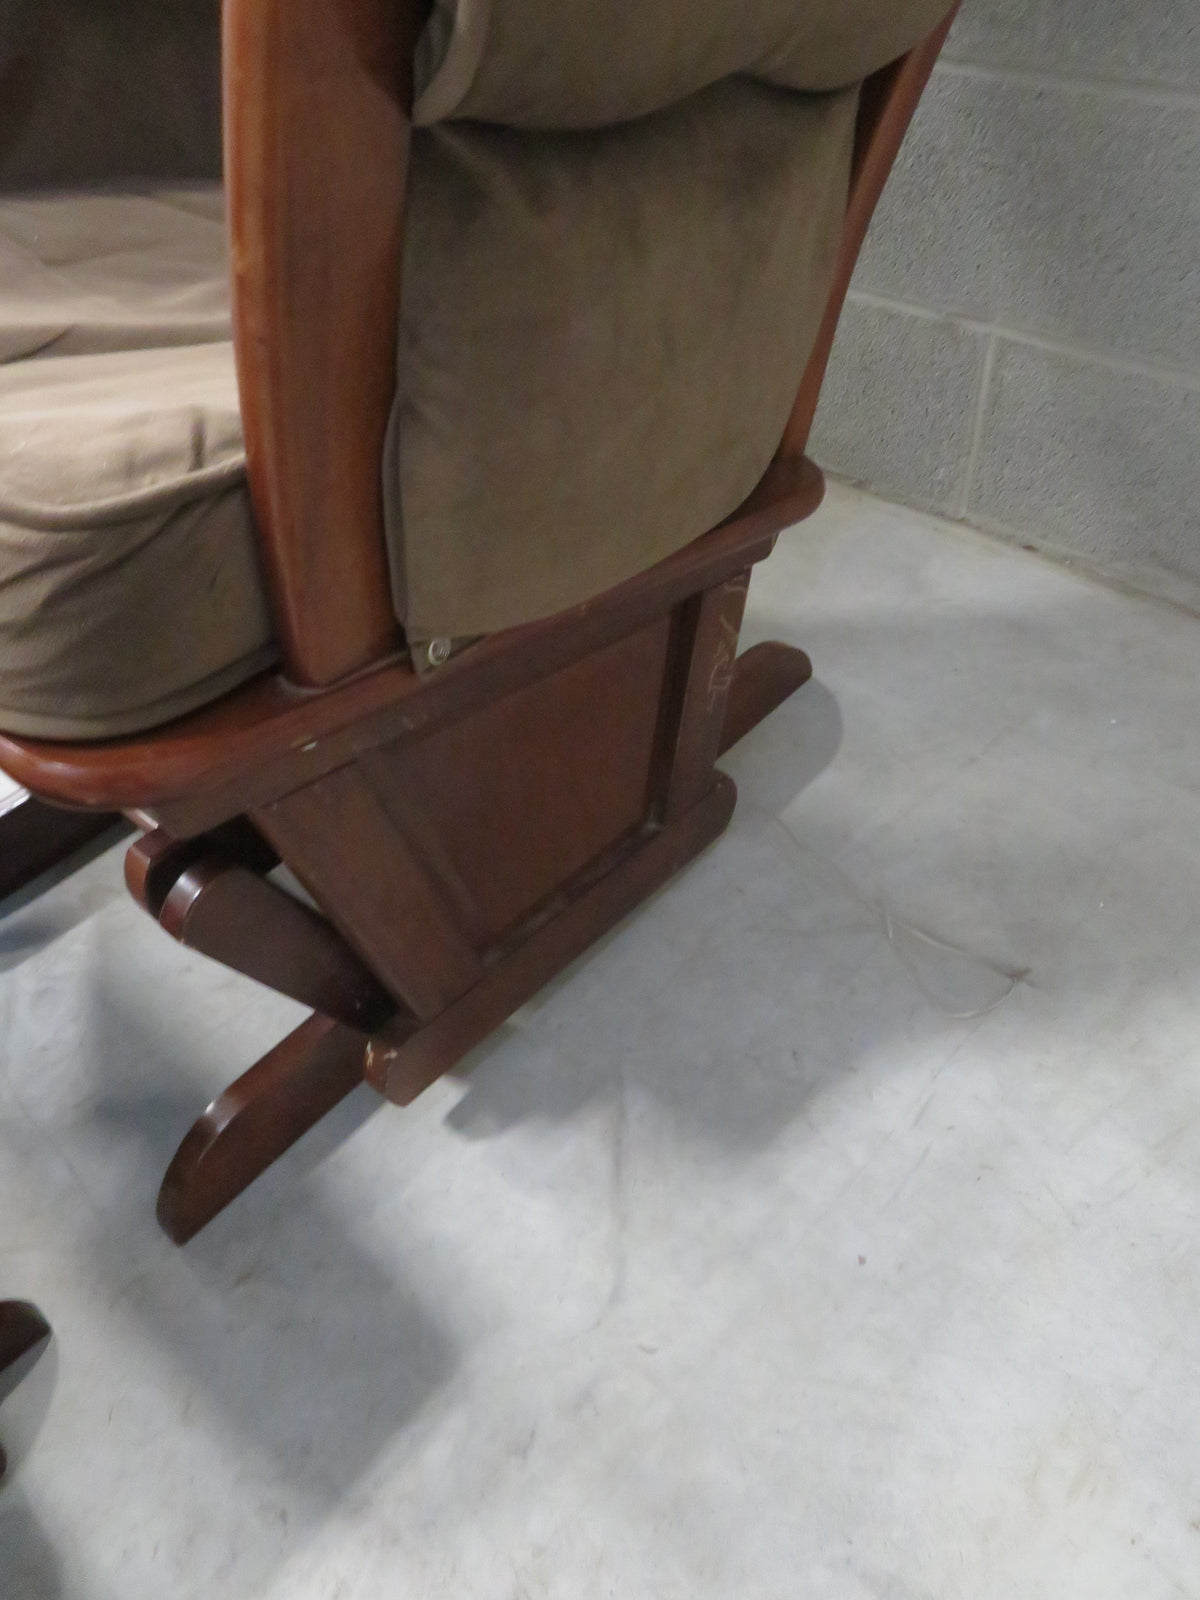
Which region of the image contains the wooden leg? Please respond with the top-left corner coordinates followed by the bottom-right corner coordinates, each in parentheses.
top-left (0, 791), bottom-right (119, 901)
top-left (127, 827), bottom-right (398, 1030)
top-left (156, 781), bottom-right (732, 1238)
top-left (365, 773), bottom-right (737, 1104)
top-left (662, 574), bottom-right (750, 819)
top-left (718, 642), bottom-right (813, 756)
top-left (157, 1013), bottom-right (369, 1245)
top-left (160, 859), bottom-right (397, 1031)
top-left (147, 580), bottom-right (762, 1240)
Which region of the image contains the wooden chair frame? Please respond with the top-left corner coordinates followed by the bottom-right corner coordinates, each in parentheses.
top-left (0, 788), bottom-right (117, 902)
top-left (0, 2), bottom-right (958, 1242)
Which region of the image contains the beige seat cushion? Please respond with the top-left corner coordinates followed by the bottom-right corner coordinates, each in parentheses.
top-left (0, 186), bottom-right (230, 362)
top-left (414, 0), bottom-right (952, 128)
top-left (0, 186), bottom-right (274, 740)
top-left (389, 76), bottom-right (858, 640)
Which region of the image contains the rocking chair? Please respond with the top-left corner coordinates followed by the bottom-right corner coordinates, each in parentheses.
top-left (0, 0), bottom-right (958, 1241)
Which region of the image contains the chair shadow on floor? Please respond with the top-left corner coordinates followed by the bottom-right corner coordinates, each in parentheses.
top-left (443, 669), bottom-right (850, 1145)
top-left (0, 672), bottom-right (834, 1588)
top-left (0, 1496), bottom-right (70, 1600)
top-left (0, 667), bottom-right (842, 1589)
top-left (9, 570), bottom-right (1198, 1591)
top-left (0, 827), bottom-right (128, 975)
top-left (4, 977), bottom-right (464, 1597)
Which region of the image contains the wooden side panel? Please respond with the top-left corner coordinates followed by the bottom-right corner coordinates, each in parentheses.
top-left (161, 860), bottom-right (397, 1030)
top-left (366, 774), bottom-right (738, 1105)
top-left (223, 0), bottom-right (427, 684)
top-left (157, 1015), bottom-right (370, 1245)
top-left (254, 765), bottom-right (483, 1019)
top-left (0, 479), bottom-right (819, 826)
top-left (718, 642), bottom-right (813, 756)
top-left (663, 573), bottom-right (750, 821)
top-left (365, 617), bottom-right (674, 941)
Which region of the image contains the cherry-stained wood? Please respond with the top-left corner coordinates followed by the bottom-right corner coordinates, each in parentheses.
top-left (144, 551), bottom-right (756, 1235)
top-left (254, 765), bottom-right (484, 1019)
top-left (157, 1013), bottom-right (371, 1245)
top-left (663, 573), bottom-right (751, 821)
top-left (366, 616), bottom-right (673, 943)
top-left (0, 790), bottom-right (119, 901)
top-left (356, 761), bottom-right (495, 951)
top-left (0, 479), bottom-right (815, 832)
top-left (125, 827), bottom-right (211, 917)
top-left (125, 820), bottom-right (278, 916)
top-left (160, 858), bottom-right (397, 1031)
top-left (365, 773), bottom-right (737, 1104)
top-left (91, 488), bottom-right (820, 1241)
top-left (779, 3), bottom-right (960, 458)
top-left (223, 0), bottom-right (428, 685)
top-left (718, 643), bottom-right (815, 757)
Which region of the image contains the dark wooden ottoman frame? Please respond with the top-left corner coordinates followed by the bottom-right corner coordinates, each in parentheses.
top-left (0, 2), bottom-right (957, 1242)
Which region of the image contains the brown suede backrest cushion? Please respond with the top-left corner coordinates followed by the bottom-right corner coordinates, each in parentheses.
top-left (414, 0), bottom-right (953, 128)
top-left (0, 0), bottom-right (221, 190)
top-left (390, 78), bottom-right (859, 640)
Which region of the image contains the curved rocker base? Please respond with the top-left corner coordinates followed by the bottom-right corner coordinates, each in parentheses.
top-left (157, 776), bottom-right (737, 1242)
top-left (157, 1014), bottom-right (370, 1245)
top-left (719, 642), bottom-right (813, 755)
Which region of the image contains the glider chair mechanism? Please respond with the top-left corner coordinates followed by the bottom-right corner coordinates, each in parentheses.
top-left (0, 1), bottom-right (958, 1242)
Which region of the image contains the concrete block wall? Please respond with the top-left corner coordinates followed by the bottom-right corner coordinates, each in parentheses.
top-left (810, 1), bottom-right (1200, 607)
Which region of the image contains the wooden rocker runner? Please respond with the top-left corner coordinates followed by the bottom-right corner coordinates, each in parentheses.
top-left (0, 1), bottom-right (958, 1241)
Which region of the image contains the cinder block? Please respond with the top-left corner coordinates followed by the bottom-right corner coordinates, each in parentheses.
top-left (946, 0), bottom-right (1200, 94)
top-left (855, 69), bottom-right (1200, 372)
top-left (970, 338), bottom-right (1200, 588)
top-left (809, 297), bottom-right (987, 515)
top-left (945, 1), bottom-right (1043, 72)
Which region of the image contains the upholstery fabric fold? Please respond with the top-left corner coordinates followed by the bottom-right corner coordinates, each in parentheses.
top-left (0, 187), bottom-right (274, 739)
top-left (414, 0), bottom-right (952, 128)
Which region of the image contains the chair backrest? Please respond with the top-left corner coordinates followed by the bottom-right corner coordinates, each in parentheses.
top-left (782, 8), bottom-right (959, 454)
top-left (411, 0), bottom-right (953, 127)
top-left (222, 0), bottom-right (424, 688)
top-left (224, 0), bottom-right (957, 689)
top-left (0, 0), bottom-right (222, 191)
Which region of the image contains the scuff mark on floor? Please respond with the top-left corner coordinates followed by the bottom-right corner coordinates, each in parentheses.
top-left (883, 907), bottom-right (1031, 1019)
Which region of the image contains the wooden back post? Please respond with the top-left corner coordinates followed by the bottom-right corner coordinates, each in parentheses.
top-left (780, 3), bottom-right (960, 457)
top-left (223, 0), bottom-right (430, 686)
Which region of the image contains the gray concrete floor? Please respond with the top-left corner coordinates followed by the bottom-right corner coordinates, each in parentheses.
top-left (2, 484), bottom-right (1198, 1598)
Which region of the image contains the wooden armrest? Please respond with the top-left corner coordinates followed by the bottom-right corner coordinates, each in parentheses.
top-left (0, 459), bottom-right (823, 835)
